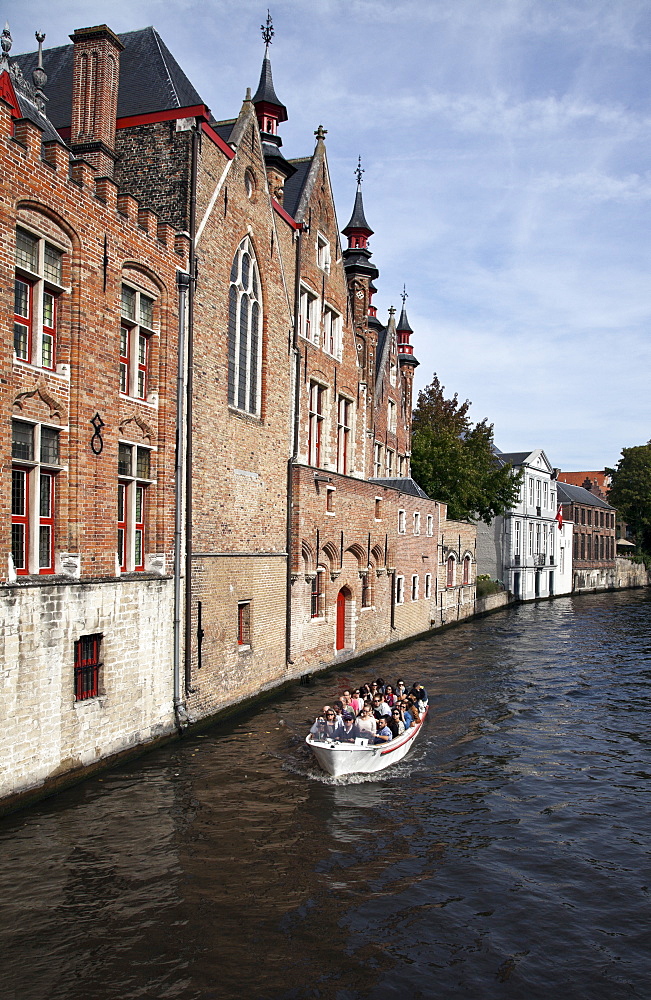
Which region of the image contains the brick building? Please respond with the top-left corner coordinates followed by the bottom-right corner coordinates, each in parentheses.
top-left (1, 26), bottom-right (189, 805)
top-left (2, 19), bottom-right (477, 805)
top-left (557, 481), bottom-right (617, 592)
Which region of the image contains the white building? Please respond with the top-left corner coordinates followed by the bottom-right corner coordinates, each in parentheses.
top-left (476, 449), bottom-right (572, 600)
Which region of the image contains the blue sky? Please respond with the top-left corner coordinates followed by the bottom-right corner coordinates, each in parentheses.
top-left (13, 0), bottom-right (651, 470)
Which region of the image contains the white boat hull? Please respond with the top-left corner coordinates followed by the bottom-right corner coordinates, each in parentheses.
top-left (306, 707), bottom-right (428, 777)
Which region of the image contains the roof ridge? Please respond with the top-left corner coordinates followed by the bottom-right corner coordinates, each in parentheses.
top-left (152, 26), bottom-right (180, 109)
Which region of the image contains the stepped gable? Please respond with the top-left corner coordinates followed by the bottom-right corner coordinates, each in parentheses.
top-left (14, 26), bottom-right (206, 129)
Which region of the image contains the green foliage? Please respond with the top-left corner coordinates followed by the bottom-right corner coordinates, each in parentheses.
top-left (411, 374), bottom-right (523, 523)
top-left (476, 575), bottom-right (503, 597)
top-left (606, 442), bottom-right (651, 558)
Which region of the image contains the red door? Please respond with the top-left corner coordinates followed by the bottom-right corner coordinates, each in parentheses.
top-left (336, 590), bottom-right (346, 650)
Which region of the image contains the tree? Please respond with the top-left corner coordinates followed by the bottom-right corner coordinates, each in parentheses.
top-left (410, 374), bottom-right (522, 523)
top-left (606, 443), bottom-right (651, 557)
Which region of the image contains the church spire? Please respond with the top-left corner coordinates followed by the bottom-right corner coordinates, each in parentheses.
top-left (396, 285), bottom-right (417, 365)
top-left (252, 11), bottom-right (287, 135)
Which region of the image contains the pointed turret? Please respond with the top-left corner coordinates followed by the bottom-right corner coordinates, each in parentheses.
top-left (252, 13), bottom-right (294, 202)
top-left (396, 287), bottom-right (418, 367)
top-left (342, 159), bottom-right (379, 285)
top-left (252, 13), bottom-right (287, 135)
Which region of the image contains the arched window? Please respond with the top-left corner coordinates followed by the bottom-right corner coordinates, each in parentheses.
top-left (446, 555), bottom-right (456, 587)
top-left (463, 555), bottom-right (471, 585)
top-left (228, 237), bottom-right (262, 415)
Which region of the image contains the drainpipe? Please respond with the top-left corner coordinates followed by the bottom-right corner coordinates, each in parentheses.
top-left (173, 270), bottom-right (190, 729)
top-left (184, 124), bottom-right (199, 696)
top-left (286, 224), bottom-right (304, 665)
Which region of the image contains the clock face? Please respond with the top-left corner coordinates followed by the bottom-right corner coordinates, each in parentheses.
top-left (356, 290), bottom-right (364, 299)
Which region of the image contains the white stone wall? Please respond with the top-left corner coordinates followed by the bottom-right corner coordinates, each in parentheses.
top-left (0, 578), bottom-right (176, 801)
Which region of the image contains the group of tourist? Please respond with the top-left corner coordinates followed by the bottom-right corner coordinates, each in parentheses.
top-left (309, 678), bottom-right (428, 745)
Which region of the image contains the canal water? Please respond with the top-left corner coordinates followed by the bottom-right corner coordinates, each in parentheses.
top-left (2, 590), bottom-right (650, 1000)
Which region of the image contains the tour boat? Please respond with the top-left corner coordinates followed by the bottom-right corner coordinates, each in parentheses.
top-left (306, 705), bottom-right (428, 777)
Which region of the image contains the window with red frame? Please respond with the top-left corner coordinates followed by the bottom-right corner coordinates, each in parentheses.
top-left (74, 634), bottom-right (102, 701)
top-left (308, 382), bottom-right (326, 467)
top-left (120, 284), bottom-right (154, 399)
top-left (15, 228), bottom-right (63, 369)
top-left (117, 443), bottom-right (153, 572)
top-left (237, 601), bottom-right (251, 645)
top-left (446, 555), bottom-right (456, 587)
top-left (11, 421), bottom-right (60, 576)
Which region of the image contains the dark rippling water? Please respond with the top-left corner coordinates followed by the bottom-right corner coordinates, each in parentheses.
top-left (2, 590), bottom-right (651, 1000)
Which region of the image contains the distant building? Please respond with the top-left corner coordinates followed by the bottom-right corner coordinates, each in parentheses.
top-left (476, 449), bottom-right (572, 600)
top-left (556, 471), bottom-right (610, 500)
top-left (557, 482), bottom-right (617, 592)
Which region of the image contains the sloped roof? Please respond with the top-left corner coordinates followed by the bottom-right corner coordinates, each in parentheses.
top-left (397, 305), bottom-right (412, 333)
top-left (498, 451), bottom-right (534, 467)
top-left (15, 27), bottom-right (206, 129)
top-left (283, 156), bottom-right (312, 218)
top-left (342, 186), bottom-right (372, 234)
top-left (557, 482), bottom-right (614, 510)
top-left (251, 53), bottom-right (287, 121)
top-left (369, 477), bottom-right (430, 499)
top-left (210, 119), bottom-right (236, 144)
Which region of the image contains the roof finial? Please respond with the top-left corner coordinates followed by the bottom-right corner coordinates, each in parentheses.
top-left (314, 124), bottom-right (327, 141)
top-left (0, 22), bottom-right (12, 70)
top-left (32, 30), bottom-right (48, 112)
top-left (355, 155), bottom-right (364, 187)
top-left (388, 305), bottom-right (396, 317)
top-left (401, 284), bottom-right (408, 307)
top-left (261, 10), bottom-right (274, 51)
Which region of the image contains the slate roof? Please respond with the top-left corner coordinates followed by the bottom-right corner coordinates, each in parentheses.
top-left (283, 157), bottom-right (312, 218)
top-left (342, 186), bottom-right (372, 234)
top-left (557, 482), bottom-right (614, 510)
top-left (397, 305), bottom-right (412, 333)
top-left (3, 59), bottom-right (65, 145)
top-left (251, 53), bottom-right (287, 120)
top-left (369, 477), bottom-right (430, 500)
top-left (211, 119), bottom-right (236, 144)
top-left (497, 452), bottom-right (533, 466)
top-left (15, 27), bottom-right (206, 129)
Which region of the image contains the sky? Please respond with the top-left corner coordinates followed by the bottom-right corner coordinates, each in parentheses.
top-left (12, 0), bottom-right (651, 470)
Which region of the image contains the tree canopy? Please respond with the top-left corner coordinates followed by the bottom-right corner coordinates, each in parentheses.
top-left (606, 442), bottom-right (651, 557)
top-left (410, 374), bottom-right (522, 523)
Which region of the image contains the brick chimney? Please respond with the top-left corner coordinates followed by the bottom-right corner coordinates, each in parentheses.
top-left (70, 25), bottom-right (124, 178)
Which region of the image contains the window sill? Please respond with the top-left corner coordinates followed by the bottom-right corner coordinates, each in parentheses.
top-left (228, 406), bottom-right (262, 424)
top-left (237, 643), bottom-right (251, 653)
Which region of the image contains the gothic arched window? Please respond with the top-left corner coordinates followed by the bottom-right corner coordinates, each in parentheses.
top-left (228, 237), bottom-right (262, 415)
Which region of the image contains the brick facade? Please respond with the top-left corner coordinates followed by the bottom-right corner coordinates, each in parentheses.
top-left (1, 42), bottom-right (188, 804)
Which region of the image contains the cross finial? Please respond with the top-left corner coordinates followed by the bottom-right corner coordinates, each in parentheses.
top-left (314, 124), bottom-right (327, 140)
top-left (261, 10), bottom-right (274, 50)
top-left (355, 155), bottom-right (364, 187)
top-left (388, 305), bottom-right (396, 317)
top-left (401, 284), bottom-right (408, 306)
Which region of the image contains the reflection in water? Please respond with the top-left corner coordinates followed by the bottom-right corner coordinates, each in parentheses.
top-left (1, 590), bottom-right (650, 999)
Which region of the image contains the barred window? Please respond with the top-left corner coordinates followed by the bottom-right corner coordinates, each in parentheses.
top-left (228, 237), bottom-right (262, 415)
top-left (74, 634), bottom-right (102, 701)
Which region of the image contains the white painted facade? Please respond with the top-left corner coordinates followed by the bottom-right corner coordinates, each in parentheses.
top-left (0, 579), bottom-right (176, 803)
top-left (477, 449), bottom-right (572, 600)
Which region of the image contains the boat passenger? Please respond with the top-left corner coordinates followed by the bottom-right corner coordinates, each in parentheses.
top-left (356, 707), bottom-right (376, 738)
top-left (384, 684), bottom-right (397, 707)
top-left (375, 677), bottom-right (385, 693)
top-left (350, 689), bottom-right (364, 714)
top-left (335, 711), bottom-right (359, 743)
top-left (372, 694), bottom-right (391, 719)
top-left (407, 698), bottom-right (421, 726)
top-left (390, 708), bottom-right (405, 736)
top-left (374, 718), bottom-right (393, 744)
top-left (310, 708), bottom-right (339, 740)
top-left (332, 699), bottom-right (345, 722)
top-left (398, 699), bottom-right (413, 729)
top-left (396, 679), bottom-right (407, 699)
top-left (341, 689), bottom-right (353, 709)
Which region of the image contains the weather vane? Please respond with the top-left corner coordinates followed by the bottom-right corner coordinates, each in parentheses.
top-left (261, 10), bottom-right (274, 49)
top-left (401, 284), bottom-right (408, 306)
top-left (355, 156), bottom-right (364, 186)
